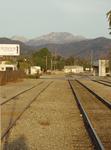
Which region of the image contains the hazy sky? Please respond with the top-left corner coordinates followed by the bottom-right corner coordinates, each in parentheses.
top-left (0, 0), bottom-right (111, 39)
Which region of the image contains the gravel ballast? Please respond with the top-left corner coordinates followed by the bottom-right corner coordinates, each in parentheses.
top-left (2, 79), bottom-right (93, 150)
top-left (79, 79), bottom-right (111, 102)
top-left (0, 79), bottom-right (43, 104)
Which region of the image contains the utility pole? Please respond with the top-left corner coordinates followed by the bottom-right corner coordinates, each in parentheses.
top-left (54, 51), bottom-right (56, 71)
top-left (51, 57), bottom-right (53, 71)
top-left (73, 56), bottom-right (75, 66)
top-left (45, 56), bottom-right (47, 72)
top-left (90, 50), bottom-right (93, 72)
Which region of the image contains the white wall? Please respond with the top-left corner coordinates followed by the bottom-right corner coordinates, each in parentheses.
top-left (99, 60), bottom-right (106, 76)
top-left (64, 66), bottom-right (84, 73)
top-left (0, 64), bottom-right (17, 71)
top-left (30, 66), bottom-right (41, 75)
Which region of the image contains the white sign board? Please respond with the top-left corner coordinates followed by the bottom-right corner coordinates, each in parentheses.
top-left (0, 44), bottom-right (20, 56)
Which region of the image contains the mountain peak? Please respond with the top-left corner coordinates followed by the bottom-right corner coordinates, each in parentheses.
top-left (11, 35), bottom-right (28, 42)
top-left (26, 32), bottom-right (86, 46)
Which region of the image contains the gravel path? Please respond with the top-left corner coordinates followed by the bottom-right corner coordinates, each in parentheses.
top-left (2, 79), bottom-right (93, 150)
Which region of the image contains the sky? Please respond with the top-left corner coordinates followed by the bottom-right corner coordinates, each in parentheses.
top-left (0, 0), bottom-right (111, 39)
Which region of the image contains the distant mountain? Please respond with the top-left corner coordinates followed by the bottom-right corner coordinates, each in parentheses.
top-left (33, 37), bottom-right (111, 59)
top-left (26, 32), bottom-right (86, 46)
top-left (11, 36), bottom-right (28, 42)
top-left (0, 36), bottom-right (111, 60)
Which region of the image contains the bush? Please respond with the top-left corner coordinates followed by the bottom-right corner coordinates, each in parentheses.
top-left (27, 73), bottom-right (40, 79)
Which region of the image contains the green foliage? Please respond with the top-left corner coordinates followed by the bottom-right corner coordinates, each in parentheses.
top-left (65, 56), bottom-right (90, 68)
top-left (55, 56), bottom-right (65, 70)
top-left (5, 60), bottom-right (16, 64)
top-left (27, 73), bottom-right (40, 79)
top-left (107, 10), bottom-right (111, 34)
top-left (106, 10), bottom-right (111, 73)
top-left (33, 48), bottom-right (51, 57)
top-left (31, 48), bottom-right (66, 70)
top-left (31, 48), bottom-right (92, 71)
top-left (107, 10), bottom-right (111, 27)
top-left (32, 48), bottom-right (51, 70)
top-left (19, 62), bottom-right (29, 70)
top-left (65, 57), bottom-right (75, 66)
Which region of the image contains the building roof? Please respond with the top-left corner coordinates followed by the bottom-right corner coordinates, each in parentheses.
top-left (64, 66), bottom-right (83, 69)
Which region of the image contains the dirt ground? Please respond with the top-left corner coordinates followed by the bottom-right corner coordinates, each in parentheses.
top-left (1, 77), bottom-right (93, 150)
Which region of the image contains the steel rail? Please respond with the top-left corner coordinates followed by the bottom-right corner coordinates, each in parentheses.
top-left (1, 81), bottom-right (44, 105)
top-left (92, 79), bottom-right (111, 87)
top-left (68, 80), bottom-right (105, 150)
top-left (1, 81), bottom-right (53, 140)
top-left (99, 80), bottom-right (111, 84)
top-left (76, 80), bottom-right (111, 109)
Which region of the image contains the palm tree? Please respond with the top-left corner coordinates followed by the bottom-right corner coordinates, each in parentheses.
top-left (107, 10), bottom-right (111, 29)
top-left (107, 10), bottom-right (111, 74)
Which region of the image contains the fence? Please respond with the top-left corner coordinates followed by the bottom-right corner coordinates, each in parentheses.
top-left (0, 70), bottom-right (26, 85)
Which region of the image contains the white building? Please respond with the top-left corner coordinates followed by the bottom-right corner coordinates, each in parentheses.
top-left (64, 66), bottom-right (84, 74)
top-left (25, 66), bottom-right (41, 75)
top-left (93, 59), bottom-right (110, 76)
top-left (31, 66), bottom-right (41, 75)
top-left (0, 61), bottom-right (17, 71)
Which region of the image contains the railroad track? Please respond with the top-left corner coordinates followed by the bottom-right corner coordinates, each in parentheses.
top-left (69, 80), bottom-right (111, 150)
top-left (92, 79), bottom-right (111, 87)
top-left (76, 80), bottom-right (111, 109)
top-left (1, 81), bottom-right (44, 105)
top-left (99, 79), bottom-right (111, 84)
top-left (1, 81), bottom-right (53, 141)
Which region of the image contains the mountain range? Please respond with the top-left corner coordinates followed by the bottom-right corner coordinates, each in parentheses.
top-left (35, 37), bottom-right (111, 59)
top-left (0, 32), bottom-right (111, 59)
top-left (11, 35), bottom-right (28, 43)
top-left (25, 32), bottom-right (86, 46)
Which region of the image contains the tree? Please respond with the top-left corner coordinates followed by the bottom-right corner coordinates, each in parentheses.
top-left (32, 48), bottom-right (51, 70)
top-left (55, 55), bottom-right (65, 70)
top-left (65, 56), bottom-right (75, 66)
top-left (107, 10), bottom-right (111, 74)
top-left (107, 10), bottom-right (111, 33)
top-left (32, 48), bottom-right (66, 71)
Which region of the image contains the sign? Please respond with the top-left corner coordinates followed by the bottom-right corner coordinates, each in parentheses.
top-left (0, 44), bottom-right (20, 56)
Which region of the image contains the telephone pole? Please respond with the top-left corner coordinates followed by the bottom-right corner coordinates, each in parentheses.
top-left (51, 57), bottom-right (53, 71)
top-left (90, 50), bottom-right (93, 72)
top-left (45, 56), bottom-right (47, 72)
